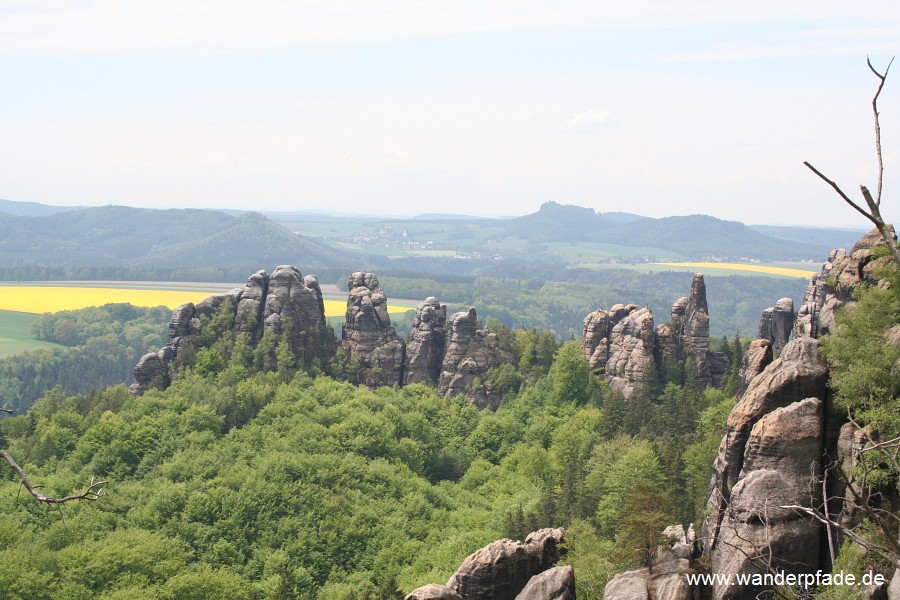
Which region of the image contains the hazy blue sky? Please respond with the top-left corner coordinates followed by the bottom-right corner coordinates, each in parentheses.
top-left (1, 1), bottom-right (898, 226)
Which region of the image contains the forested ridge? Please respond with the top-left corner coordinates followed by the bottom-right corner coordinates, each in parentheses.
top-left (0, 237), bottom-right (895, 599)
top-left (0, 313), bottom-right (737, 598)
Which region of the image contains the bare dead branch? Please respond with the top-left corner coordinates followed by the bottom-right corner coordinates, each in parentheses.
top-left (822, 471), bottom-right (836, 566)
top-left (803, 161), bottom-right (875, 223)
top-left (861, 185), bottom-right (879, 213)
top-left (780, 503), bottom-right (896, 563)
top-left (0, 450), bottom-right (105, 505)
top-left (805, 57), bottom-right (900, 263)
top-left (0, 408), bottom-right (13, 414)
top-left (867, 56), bottom-right (894, 207)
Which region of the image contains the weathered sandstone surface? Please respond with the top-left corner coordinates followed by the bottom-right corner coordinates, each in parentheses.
top-left (132, 266), bottom-right (335, 395)
top-left (758, 297), bottom-right (794, 358)
top-left (582, 273), bottom-right (728, 393)
top-left (404, 528), bottom-right (567, 600)
top-left (794, 227), bottom-right (895, 338)
top-left (134, 269), bottom-right (515, 408)
top-left (342, 272), bottom-right (406, 388)
top-left (603, 524), bottom-right (696, 600)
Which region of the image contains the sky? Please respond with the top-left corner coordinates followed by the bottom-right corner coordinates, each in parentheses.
top-left (1, 1), bottom-right (899, 227)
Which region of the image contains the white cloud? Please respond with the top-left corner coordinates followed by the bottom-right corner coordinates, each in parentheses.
top-left (565, 110), bottom-right (614, 134)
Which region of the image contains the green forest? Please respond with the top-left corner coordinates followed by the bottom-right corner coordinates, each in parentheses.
top-left (0, 229), bottom-right (894, 599)
top-left (0, 307), bottom-right (740, 598)
top-left (0, 305), bottom-right (170, 414)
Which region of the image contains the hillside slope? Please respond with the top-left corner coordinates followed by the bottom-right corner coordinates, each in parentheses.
top-left (0, 206), bottom-right (351, 271)
top-left (502, 202), bottom-right (822, 260)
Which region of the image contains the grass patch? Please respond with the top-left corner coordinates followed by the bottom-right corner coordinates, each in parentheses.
top-left (0, 310), bottom-right (64, 357)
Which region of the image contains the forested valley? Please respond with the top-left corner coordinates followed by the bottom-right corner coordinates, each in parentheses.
top-left (0, 203), bottom-right (894, 599)
top-left (0, 303), bottom-right (739, 598)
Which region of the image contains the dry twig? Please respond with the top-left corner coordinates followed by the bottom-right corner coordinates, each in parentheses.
top-left (0, 450), bottom-right (105, 505)
top-left (804, 56), bottom-right (900, 263)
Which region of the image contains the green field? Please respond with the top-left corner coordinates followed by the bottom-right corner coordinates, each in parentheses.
top-left (0, 310), bottom-right (64, 357)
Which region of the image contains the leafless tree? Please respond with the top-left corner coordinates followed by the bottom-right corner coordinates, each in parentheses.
top-left (804, 57), bottom-right (900, 263)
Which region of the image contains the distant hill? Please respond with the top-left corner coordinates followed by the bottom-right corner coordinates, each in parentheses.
top-left (0, 199), bottom-right (83, 217)
top-left (748, 224), bottom-right (866, 253)
top-left (600, 211), bottom-right (648, 224)
top-left (500, 202), bottom-right (822, 260)
top-left (0, 206), bottom-right (352, 272)
top-left (0, 200), bottom-right (862, 280)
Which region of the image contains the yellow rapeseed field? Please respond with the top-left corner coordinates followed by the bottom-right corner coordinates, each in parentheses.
top-left (0, 286), bottom-right (410, 317)
top-left (651, 262), bottom-right (817, 279)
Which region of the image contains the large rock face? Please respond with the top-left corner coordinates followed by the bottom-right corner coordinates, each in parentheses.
top-left (404, 585), bottom-right (463, 600)
top-left (515, 566), bottom-right (574, 600)
top-left (445, 528), bottom-right (565, 600)
top-left (794, 227), bottom-right (895, 339)
top-left (605, 305), bottom-right (657, 393)
top-left (404, 297), bottom-right (447, 385)
top-left (438, 308), bottom-right (515, 409)
top-left (581, 273), bottom-right (727, 393)
top-left (342, 272), bottom-right (406, 387)
top-left (711, 398), bottom-right (825, 600)
top-left (132, 266), bottom-right (335, 394)
top-left (582, 307), bottom-right (613, 371)
top-left (736, 339), bottom-right (773, 399)
top-left (682, 273), bottom-right (711, 381)
top-left (703, 338), bottom-right (829, 599)
top-left (759, 297), bottom-right (794, 358)
top-left (582, 304), bottom-right (633, 373)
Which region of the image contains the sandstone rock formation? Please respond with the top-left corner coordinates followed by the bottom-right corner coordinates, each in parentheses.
top-left (581, 273), bottom-right (728, 393)
top-left (600, 228), bottom-right (899, 599)
top-left (794, 227), bottom-right (895, 339)
top-left (681, 273), bottom-right (711, 381)
top-left (735, 339), bottom-right (773, 399)
top-left (603, 524), bottom-right (695, 600)
top-left (404, 297), bottom-right (447, 385)
top-left (605, 305), bottom-right (657, 393)
top-left (404, 584), bottom-right (464, 600)
top-left (710, 400), bottom-right (825, 600)
top-left (132, 266), bottom-right (335, 395)
top-left (515, 566), bottom-right (574, 600)
top-left (759, 297), bottom-right (794, 358)
top-left (582, 304), bottom-right (632, 373)
top-left (582, 307), bottom-right (612, 371)
top-left (438, 308), bottom-right (515, 409)
top-left (134, 267), bottom-right (518, 406)
top-left (703, 338), bottom-right (829, 600)
top-left (342, 272), bottom-right (406, 387)
top-left (833, 421), bottom-right (873, 535)
top-left (443, 528), bottom-right (566, 600)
